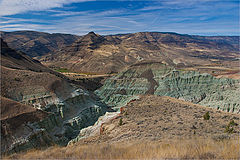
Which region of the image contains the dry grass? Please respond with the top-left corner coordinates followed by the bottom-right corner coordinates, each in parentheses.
top-left (4, 138), bottom-right (240, 159)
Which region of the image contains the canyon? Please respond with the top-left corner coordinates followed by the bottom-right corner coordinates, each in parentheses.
top-left (1, 31), bottom-right (239, 157)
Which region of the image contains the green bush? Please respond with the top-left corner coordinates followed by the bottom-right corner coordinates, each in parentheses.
top-left (225, 120), bottom-right (238, 134)
top-left (203, 111), bottom-right (210, 120)
top-left (225, 125), bottom-right (234, 134)
top-left (119, 118), bottom-right (123, 126)
top-left (55, 68), bottom-right (69, 73)
top-left (229, 120), bottom-right (238, 126)
top-left (14, 77), bottom-right (21, 81)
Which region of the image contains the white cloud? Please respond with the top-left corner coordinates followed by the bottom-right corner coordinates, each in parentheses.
top-left (0, 0), bottom-right (94, 16)
top-left (0, 0), bottom-right (238, 36)
top-left (139, 0), bottom-right (217, 11)
top-left (139, 6), bottom-right (165, 11)
top-left (50, 11), bottom-right (90, 17)
top-left (0, 8), bottom-right (136, 35)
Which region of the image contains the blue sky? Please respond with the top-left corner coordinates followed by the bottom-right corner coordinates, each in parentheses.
top-left (0, 0), bottom-right (239, 36)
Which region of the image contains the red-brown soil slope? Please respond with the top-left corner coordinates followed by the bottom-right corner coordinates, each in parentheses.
top-left (1, 38), bottom-right (74, 100)
top-left (1, 96), bottom-right (48, 134)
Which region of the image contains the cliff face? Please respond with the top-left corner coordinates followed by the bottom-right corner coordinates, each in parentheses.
top-left (1, 39), bottom-right (109, 154)
top-left (1, 87), bottom-right (108, 154)
top-left (95, 62), bottom-right (239, 113)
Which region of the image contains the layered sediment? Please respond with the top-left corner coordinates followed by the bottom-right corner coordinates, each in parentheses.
top-left (1, 39), bottom-right (110, 154)
top-left (95, 62), bottom-right (240, 113)
top-left (1, 83), bottom-right (109, 154)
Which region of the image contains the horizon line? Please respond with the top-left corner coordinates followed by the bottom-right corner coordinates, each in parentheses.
top-left (1, 29), bottom-right (239, 37)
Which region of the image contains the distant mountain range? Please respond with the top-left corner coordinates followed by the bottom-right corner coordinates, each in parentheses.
top-left (1, 31), bottom-right (79, 57)
top-left (1, 31), bottom-right (239, 74)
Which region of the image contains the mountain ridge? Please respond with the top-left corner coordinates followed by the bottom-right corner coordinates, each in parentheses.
top-left (42, 31), bottom-right (239, 73)
top-left (1, 31), bottom-right (80, 57)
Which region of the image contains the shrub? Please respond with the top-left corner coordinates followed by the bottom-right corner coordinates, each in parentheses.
top-left (225, 125), bottom-right (234, 134)
top-left (14, 77), bottom-right (21, 81)
top-left (119, 118), bottom-right (123, 126)
top-left (225, 120), bottom-right (238, 134)
top-left (203, 111), bottom-right (210, 120)
top-left (229, 120), bottom-right (238, 126)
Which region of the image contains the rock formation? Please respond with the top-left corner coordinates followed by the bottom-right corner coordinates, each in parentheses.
top-left (95, 62), bottom-right (240, 113)
top-left (1, 39), bottom-right (110, 154)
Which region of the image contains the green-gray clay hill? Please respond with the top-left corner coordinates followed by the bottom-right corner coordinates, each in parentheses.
top-left (95, 62), bottom-right (239, 113)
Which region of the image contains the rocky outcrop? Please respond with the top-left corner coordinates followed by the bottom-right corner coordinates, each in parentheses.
top-left (95, 62), bottom-right (240, 113)
top-left (68, 111), bottom-right (120, 145)
top-left (1, 76), bottom-right (109, 154)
